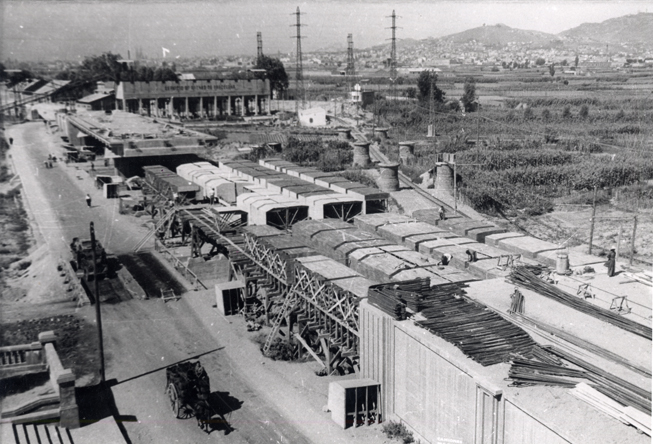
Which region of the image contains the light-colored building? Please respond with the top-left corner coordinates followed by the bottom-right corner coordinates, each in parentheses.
top-left (298, 107), bottom-right (327, 127)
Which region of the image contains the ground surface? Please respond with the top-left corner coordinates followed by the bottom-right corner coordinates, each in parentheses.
top-left (0, 121), bottom-right (395, 443)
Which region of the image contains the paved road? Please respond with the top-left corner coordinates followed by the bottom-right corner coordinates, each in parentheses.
top-left (7, 122), bottom-right (313, 443)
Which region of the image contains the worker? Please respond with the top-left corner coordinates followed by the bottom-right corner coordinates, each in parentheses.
top-left (437, 253), bottom-right (452, 266)
top-left (466, 249), bottom-right (477, 263)
top-left (438, 205), bottom-right (446, 221)
top-left (209, 189), bottom-right (216, 205)
top-left (509, 287), bottom-right (525, 314)
top-left (605, 246), bottom-right (616, 277)
top-left (85, 194), bottom-right (92, 207)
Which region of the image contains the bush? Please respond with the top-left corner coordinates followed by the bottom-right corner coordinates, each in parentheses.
top-left (562, 106), bottom-right (571, 119)
top-left (382, 421), bottom-right (415, 444)
top-left (579, 104), bottom-right (589, 119)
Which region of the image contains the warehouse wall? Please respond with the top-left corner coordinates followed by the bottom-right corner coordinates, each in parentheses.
top-left (359, 300), bottom-right (574, 444)
top-left (503, 401), bottom-right (570, 444)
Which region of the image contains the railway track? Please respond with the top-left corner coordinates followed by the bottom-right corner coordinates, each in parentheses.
top-left (332, 116), bottom-right (470, 218)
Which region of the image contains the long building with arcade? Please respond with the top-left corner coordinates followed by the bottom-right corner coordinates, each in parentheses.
top-left (116, 78), bottom-right (271, 118)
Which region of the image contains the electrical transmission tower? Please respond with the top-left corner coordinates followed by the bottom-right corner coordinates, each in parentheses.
top-left (257, 32), bottom-right (263, 59)
top-left (387, 10), bottom-right (399, 102)
top-left (346, 33), bottom-right (355, 93)
top-left (292, 7), bottom-right (306, 114)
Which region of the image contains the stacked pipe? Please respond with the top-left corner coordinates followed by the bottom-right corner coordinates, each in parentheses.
top-left (508, 266), bottom-right (652, 340)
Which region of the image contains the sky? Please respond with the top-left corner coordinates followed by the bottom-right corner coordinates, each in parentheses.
top-left (1, 0), bottom-right (651, 61)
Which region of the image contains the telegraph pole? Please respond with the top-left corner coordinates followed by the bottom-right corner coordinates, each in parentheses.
top-left (588, 186), bottom-right (598, 254)
top-left (292, 7), bottom-right (306, 114)
top-left (90, 222), bottom-right (105, 383)
top-left (629, 216), bottom-right (638, 266)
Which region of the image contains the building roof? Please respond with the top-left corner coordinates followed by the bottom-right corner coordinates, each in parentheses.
top-left (77, 92), bottom-right (114, 104)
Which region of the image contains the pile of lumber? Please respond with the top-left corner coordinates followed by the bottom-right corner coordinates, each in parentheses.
top-left (368, 287), bottom-right (407, 320)
top-left (572, 383), bottom-right (651, 436)
top-left (508, 266), bottom-right (652, 340)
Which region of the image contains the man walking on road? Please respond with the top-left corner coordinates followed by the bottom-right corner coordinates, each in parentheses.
top-left (85, 194), bottom-right (92, 207)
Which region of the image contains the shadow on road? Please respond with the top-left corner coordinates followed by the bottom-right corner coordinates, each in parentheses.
top-left (76, 381), bottom-right (135, 443)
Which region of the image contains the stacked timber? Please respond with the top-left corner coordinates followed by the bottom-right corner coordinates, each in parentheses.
top-left (368, 288), bottom-right (407, 320)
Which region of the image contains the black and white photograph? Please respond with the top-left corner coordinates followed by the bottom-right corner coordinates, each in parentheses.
top-left (1, 1), bottom-right (651, 443)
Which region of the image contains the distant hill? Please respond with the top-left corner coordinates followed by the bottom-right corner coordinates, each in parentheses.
top-left (440, 23), bottom-right (560, 47)
top-left (558, 12), bottom-right (653, 46)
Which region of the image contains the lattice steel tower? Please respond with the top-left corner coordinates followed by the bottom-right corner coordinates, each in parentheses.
top-left (257, 32), bottom-right (263, 59)
top-left (292, 7), bottom-right (306, 113)
top-left (388, 10), bottom-right (398, 101)
top-left (346, 34), bottom-right (356, 92)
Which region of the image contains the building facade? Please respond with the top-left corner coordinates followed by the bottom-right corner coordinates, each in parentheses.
top-left (116, 79), bottom-right (271, 118)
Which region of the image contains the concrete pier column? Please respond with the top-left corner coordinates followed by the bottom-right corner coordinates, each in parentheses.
top-left (169, 97), bottom-right (174, 117)
top-left (353, 142), bottom-right (372, 168)
top-left (138, 99), bottom-right (143, 114)
top-left (241, 96), bottom-right (246, 116)
top-left (227, 96), bottom-right (231, 115)
top-left (214, 96), bottom-right (218, 117)
top-left (376, 163), bottom-right (400, 192)
top-left (434, 162), bottom-right (454, 193)
top-left (399, 141), bottom-right (416, 165)
top-left (184, 96), bottom-right (189, 117)
top-left (266, 96), bottom-right (271, 115)
top-left (254, 95), bottom-right (259, 115)
top-left (373, 127), bottom-right (389, 139)
top-left (199, 97), bottom-right (203, 118)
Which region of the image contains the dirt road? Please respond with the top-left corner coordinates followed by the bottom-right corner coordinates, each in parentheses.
top-left (5, 123), bottom-right (314, 443)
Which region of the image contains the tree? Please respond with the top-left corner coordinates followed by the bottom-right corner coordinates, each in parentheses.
top-left (562, 105), bottom-right (571, 119)
top-left (549, 63), bottom-right (555, 77)
top-left (574, 55), bottom-right (579, 68)
top-left (404, 87), bottom-right (417, 99)
top-left (535, 57), bottom-right (546, 66)
top-left (579, 104), bottom-right (589, 119)
top-left (523, 107), bottom-right (534, 120)
top-left (253, 55), bottom-right (289, 97)
top-left (416, 71), bottom-right (445, 103)
top-left (561, 59), bottom-right (568, 67)
top-left (541, 108), bottom-right (551, 121)
top-left (460, 77), bottom-right (477, 112)
top-left (80, 52), bottom-right (124, 82)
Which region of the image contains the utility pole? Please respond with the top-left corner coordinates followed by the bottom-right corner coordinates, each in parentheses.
top-left (616, 224), bottom-right (623, 262)
top-left (90, 222), bottom-right (105, 383)
top-left (292, 7), bottom-right (306, 114)
top-left (453, 159), bottom-right (457, 214)
top-left (629, 216), bottom-right (638, 266)
top-left (257, 32), bottom-right (264, 60)
top-left (588, 185), bottom-right (598, 254)
top-left (387, 10), bottom-right (398, 103)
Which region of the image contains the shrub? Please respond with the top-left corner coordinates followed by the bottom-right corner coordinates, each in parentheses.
top-left (562, 106), bottom-right (571, 119)
top-left (579, 104), bottom-right (589, 119)
top-left (382, 421), bottom-right (415, 444)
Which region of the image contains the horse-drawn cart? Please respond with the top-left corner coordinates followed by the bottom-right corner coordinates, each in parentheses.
top-left (165, 360), bottom-right (212, 432)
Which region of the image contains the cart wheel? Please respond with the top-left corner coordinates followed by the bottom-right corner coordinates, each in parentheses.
top-left (167, 382), bottom-right (182, 418)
